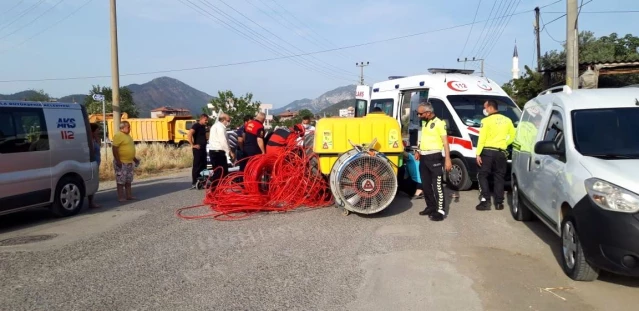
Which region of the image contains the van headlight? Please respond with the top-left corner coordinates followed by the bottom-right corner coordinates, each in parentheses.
top-left (584, 178), bottom-right (639, 213)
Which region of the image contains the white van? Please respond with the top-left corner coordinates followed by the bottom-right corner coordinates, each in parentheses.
top-left (0, 100), bottom-right (99, 217)
top-left (510, 85), bottom-right (639, 281)
top-left (354, 84), bottom-right (371, 117)
top-left (365, 69), bottom-right (522, 191)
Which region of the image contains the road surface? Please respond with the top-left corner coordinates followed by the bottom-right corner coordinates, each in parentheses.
top-left (1, 171), bottom-right (638, 311)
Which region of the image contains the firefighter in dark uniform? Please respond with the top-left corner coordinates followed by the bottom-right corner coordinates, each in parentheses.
top-left (266, 124), bottom-right (304, 155)
top-left (240, 112), bottom-right (266, 171)
top-left (414, 102), bottom-right (452, 221)
top-left (475, 99), bottom-right (516, 211)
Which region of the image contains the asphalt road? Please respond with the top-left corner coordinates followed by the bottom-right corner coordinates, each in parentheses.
top-left (1, 170), bottom-right (638, 311)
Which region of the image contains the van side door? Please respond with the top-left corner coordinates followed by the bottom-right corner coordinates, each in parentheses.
top-left (0, 107), bottom-right (52, 211)
top-left (531, 108), bottom-right (566, 226)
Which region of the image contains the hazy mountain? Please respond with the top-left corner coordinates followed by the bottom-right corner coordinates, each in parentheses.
top-left (126, 77), bottom-right (215, 117)
top-left (318, 98), bottom-right (356, 116)
top-left (0, 77), bottom-right (215, 117)
top-left (273, 84), bottom-right (357, 114)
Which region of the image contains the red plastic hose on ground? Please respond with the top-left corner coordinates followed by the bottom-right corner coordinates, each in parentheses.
top-left (176, 136), bottom-right (334, 221)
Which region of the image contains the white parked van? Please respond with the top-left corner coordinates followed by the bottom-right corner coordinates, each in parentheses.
top-left (0, 100), bottom-right (99, 217)
top-left (364, 69), bottom-right (522, 191)
top-left (510, 85), bottom-right (639, 281)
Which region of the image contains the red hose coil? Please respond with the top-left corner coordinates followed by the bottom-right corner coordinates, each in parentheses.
top-left (176, 135), bottom-right (333, 221)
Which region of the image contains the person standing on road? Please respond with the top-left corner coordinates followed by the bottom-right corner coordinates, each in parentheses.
top-left (188, 114), bottom-right (210, 189)
top-left (414, 102), bottom-right (452, 221)
top-left (87, 123), bottom-right (102, 208)
top-left (475, 100), bottom-right (516, 211)
top-left (208, 113), bottom-right (233, 184)
top-left (240, 112), bottom-right (266, 171)
top-left (112, 121), bottom-right (139, 202)
top-left (236, 115), bottom-right (253, 171)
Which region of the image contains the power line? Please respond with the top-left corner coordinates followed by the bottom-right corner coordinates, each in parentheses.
top-left (473, 0), bottom-right (506, 57)
top-left (0, 0), bottom-right (46, 32)
top-left (0, 6), bottom-right (546, 83)
top-left (480, 0), bottom-right (522, 60)
top-left (0, 0), bottom-right (65, 41)
top-left (0, 0), bottom-right (27, 19)
top-left (459, 0), bottom-right (483, 58)
top-left (469, 0), bottom-right (497, 57)
top-left (545, 10), bottom-right (639, 13)
top-left (0, 0), bottom-right (95, 54)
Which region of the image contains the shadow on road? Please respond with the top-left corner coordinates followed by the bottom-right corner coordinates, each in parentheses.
top-left (0, 178), bottom-right (190, 235)
top-left (506, 192), bottom-right (639, 287)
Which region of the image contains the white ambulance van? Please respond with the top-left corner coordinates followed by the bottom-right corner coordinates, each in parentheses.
top-left (368, 68), bottom-right (522, 191)
top-left (0, 100), bottom-right (100, 217)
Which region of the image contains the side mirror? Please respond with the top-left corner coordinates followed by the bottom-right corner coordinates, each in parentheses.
top-left (534, 141), bottom-right (563, 155)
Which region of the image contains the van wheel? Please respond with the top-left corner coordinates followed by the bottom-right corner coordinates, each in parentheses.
top-left (447, 158), bottom-right (472, 191)
top-left (510, 180), bottom-right (533, 221)
top-left (560, 216), bottom-right (599, 281)
top-left (51, 176), bottom-right (85, 217)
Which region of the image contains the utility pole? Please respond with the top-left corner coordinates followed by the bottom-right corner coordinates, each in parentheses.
top-left (356, 61), bottom-right (369, 85)
top-left (566, 0), bottom-right (579, 89)
top-left (457, 57), bottom-right (484, 76)
top-left (110, 0), bottom-right (122, 133)
top-left (534, 7), bottom-right (542, 72)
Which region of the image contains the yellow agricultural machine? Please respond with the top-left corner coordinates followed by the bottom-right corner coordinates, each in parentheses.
top-left (311, 112), bottom-right (405, 215)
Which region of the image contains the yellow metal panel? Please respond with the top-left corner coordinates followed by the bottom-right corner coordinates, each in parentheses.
top-left (314, 113), bottom-right (403, 175)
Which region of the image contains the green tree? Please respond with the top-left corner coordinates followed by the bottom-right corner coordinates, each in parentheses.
top-left (281, 109), bottom-right (314, 128)
top-left (25, 89), bottom-right (50, 101)
top-left (203, 90), bottom-right (261, 128)
top-left (503, 31), bottom-right (639, 105)
top-left (84, 85), bottom-right (139, 117)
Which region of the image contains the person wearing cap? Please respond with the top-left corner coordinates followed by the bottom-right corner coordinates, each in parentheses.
top-left (266, 124), bottom-right (305, 155)
top-left (414, 101), bottom-right (452, 221)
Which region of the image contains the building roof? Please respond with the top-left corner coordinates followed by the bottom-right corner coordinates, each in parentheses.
top-left (151, 106), bottom-right (190, 112)
top-left (540, 56), bottom-right (639, 72)
top-left (278, 111), bottom-right (298, 117)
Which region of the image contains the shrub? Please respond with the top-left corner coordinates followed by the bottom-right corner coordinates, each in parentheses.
top-left (98, 143), bottom-right (192, 181)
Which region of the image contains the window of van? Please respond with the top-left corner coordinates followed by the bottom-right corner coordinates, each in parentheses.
top-left (572, 108), bottom-right (639, 158)
top-left (356, 99), bottom-right (367, 117)
top-left (447, 95), bottom-right (521, 128)
top-left (0, 108), bottom-right (49, 154)
top-left (369, 98), bottom-right (394, 116)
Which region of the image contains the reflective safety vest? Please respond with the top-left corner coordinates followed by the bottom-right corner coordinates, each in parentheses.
top-left (476, 113), bottom-right (516, 155)
top-left (419, 117), bottom-right (447, 151)
top-left (512, 121), bottom-right (537, 153)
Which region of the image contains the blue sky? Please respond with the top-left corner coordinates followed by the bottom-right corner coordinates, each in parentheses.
top-left (0, 0), bottom-right (636, 109)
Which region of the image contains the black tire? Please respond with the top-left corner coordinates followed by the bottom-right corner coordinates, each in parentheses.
top-left (447, 157), bottom-right (473, 191)
top-left (51, 176), bottom-right (85, 217)
top-left (510, 179), bottom-right (533, 221)
top-left (560, 216), bottom-right (600, 281)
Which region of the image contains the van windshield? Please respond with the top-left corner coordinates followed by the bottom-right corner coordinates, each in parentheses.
top-left (369, 98), bottom-right (394, 116)
top-left (447, 95), bottom-right (521, 127)
top-left (572, 108), bottom-right (639, 159)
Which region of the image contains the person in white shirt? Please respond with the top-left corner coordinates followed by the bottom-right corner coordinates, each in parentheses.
top-left (301, 115), bottom-right (315, 135)
top-left (208, 113), bottom-right (233, 182)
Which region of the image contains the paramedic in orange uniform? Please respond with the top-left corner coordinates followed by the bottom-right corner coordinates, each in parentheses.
top-left (266, 124), bottom-right (305, 155)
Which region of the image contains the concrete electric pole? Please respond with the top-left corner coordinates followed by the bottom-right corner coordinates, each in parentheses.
top-left (356, 62), bottom-right (369, 85)
top-left (534, 7), bottom-right (542, 72)
top-left (457, 57), bottom-right (484, 77)
top-left (110, 0), bottom-right (122, 133)
top-left (566, 0), bottom-right (579, 89)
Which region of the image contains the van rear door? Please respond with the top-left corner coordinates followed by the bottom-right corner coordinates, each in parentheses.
top-left (354, 85), bottom-right (371, 117)
top-left (0, 105), bottom-right (52, 212)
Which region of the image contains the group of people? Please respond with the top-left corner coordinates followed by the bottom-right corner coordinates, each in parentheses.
top-left (412, 99), bottom-right (515, 221)
top-left (187, 112), bottom-right (315, 189)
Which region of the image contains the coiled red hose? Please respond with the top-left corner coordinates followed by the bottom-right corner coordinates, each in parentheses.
top-left (176, 136), bottom-right (333, 221)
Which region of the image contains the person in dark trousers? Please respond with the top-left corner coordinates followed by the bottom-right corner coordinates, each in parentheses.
top-left (188, 114), bottom-right (210, 189)
top-left (208, 113), bottom-right (233, 186)
top-left (475, 100), bottom-right (516, 211)
top-left (240, 112), bottom-right (266, 171)
top-left (236, 115), bottom-right (253, 171)
top-left (414, 102), bottom-right (452, 221)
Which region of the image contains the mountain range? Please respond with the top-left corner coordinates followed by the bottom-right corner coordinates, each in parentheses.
top-left (0, 77), bottom-right (356, 117)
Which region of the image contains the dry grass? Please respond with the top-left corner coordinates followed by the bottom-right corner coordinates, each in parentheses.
top-left (99, 143), bottom-right (193, 181)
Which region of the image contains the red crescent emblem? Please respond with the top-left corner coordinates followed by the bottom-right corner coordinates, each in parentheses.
top-left (477, 81), bottom-right (493, 91)
top-left (447, 81), bottom-right (468, 92)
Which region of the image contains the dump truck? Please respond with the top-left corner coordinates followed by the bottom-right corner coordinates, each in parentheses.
top-left (89, 113), bottom-right (196, 145)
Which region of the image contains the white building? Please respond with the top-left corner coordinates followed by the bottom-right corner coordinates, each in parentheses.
top-left (512, 42), bottom-right (520, 79)
top-left (260, 103), bottom-right (273, 128)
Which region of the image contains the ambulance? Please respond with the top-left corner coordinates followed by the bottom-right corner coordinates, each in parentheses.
top-left (365, 68), bottom-right (522, 191)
